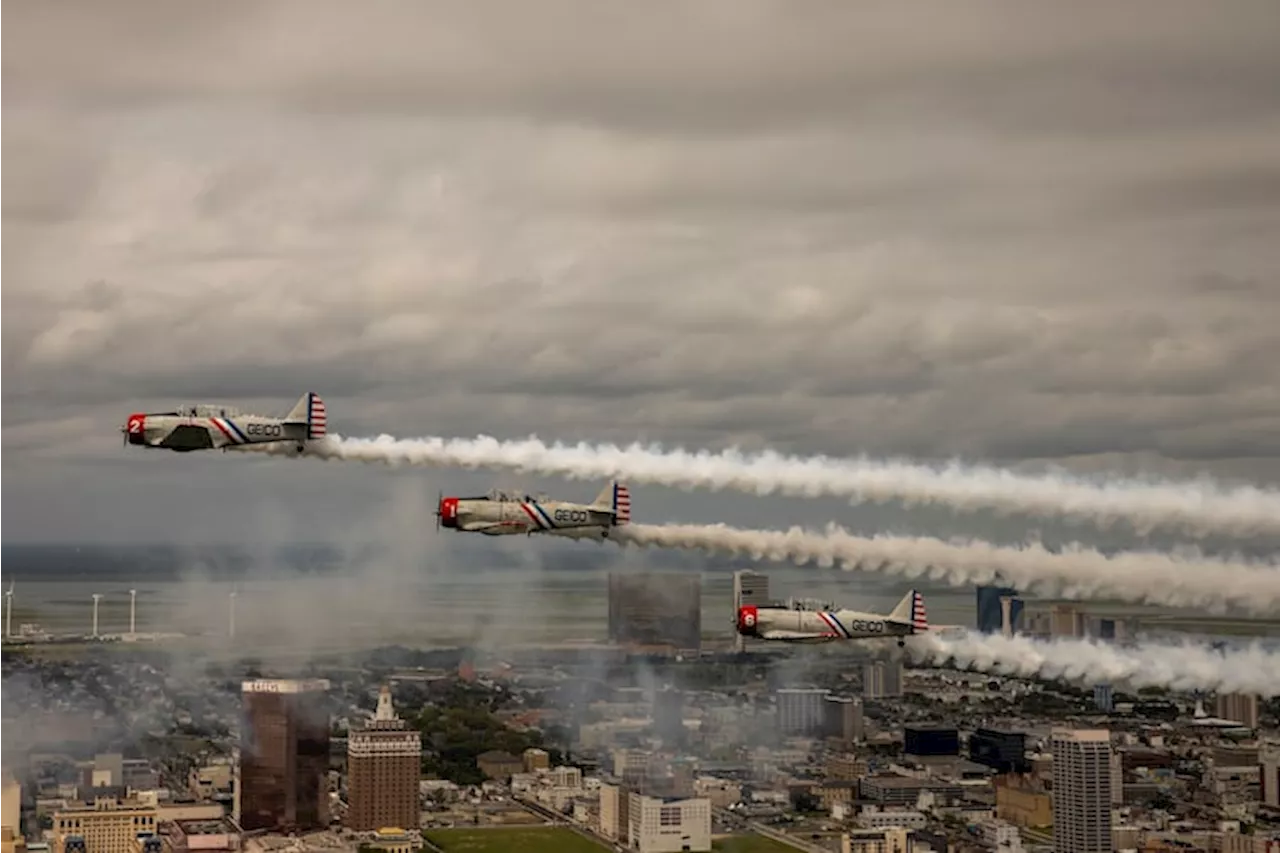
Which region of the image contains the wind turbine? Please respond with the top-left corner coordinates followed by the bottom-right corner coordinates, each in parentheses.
top-left (228, 586), bottom-right (237, 639)
top-left (92, 593), bottom-right (102, 638)
top-left (129, 588), bottom-right (138, 636)
top-left (4, 580), bottom-right (13, 639)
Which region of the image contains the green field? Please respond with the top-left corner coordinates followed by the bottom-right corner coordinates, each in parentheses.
top-left (713, 835), bottom-right (809, 852)
top-left (424, 827), bottom-right (608, 853)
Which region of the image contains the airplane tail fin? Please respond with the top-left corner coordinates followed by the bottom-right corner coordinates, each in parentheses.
top-left (889, 589), bottom-right (928, 633)
top-left (283, 392), bottom-right (328, 439)
top-left (592, 480), bottom-right (631, 525)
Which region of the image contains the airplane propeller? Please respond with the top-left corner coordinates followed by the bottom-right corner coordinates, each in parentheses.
top-left (435, 489), bottom-right (443, 532)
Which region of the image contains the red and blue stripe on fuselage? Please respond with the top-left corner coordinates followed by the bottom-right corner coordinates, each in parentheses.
top-left (204, 417), bottom-right (251, 446)
top-left (518, 501), bottom-right (559, 532)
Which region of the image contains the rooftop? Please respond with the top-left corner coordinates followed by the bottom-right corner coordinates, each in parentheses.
top-left (174, 818), bottom-right (238, 836)
top-left (241, 679), bottom-right (331, 694)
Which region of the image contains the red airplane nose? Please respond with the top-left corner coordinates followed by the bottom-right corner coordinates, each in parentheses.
top-left (124, 413), bottom-right (147, 445)
top-left (438, 497), bottom-right (460, 529)
top-left (737, 605), bottom-right (759, 635)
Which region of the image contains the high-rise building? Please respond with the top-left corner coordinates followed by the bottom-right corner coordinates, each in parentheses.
top-left (732, 571), bottom-right (770, 652)
top-left (1050, 728), bottom-right (1112, 853)
top-left (976, 587), bottom-right (1022, 634)
top-left (608, 573), bottom-right (701, 652)
top-left (346, 684), bottom-right (421, 832)
top-left (775, 688), bottom-right (828, 737)
top-left (1261, 748), bottom-right (1280, 810)
top-left (862, 661), bottom-right (903, 699)
top-left (598, 783), bottom-right (630, 841)
top-left (1215, 693), bottom-right (1260, 729)
top-left (968, 729), bottom-right (1028, 774)
top-left (238, 678), bottom-right (331, 833)
top-left (1093, 684), bottom-right (1114, 713)
top-left (824, 696), bottom-right (864, 745)
top-left (904, 727), bottom-right (959, 757)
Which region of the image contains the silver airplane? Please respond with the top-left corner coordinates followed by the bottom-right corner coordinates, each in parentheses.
top-left (121, 392), bottom-right (327, 454)
top-left (435, 480), bottom-right (631, 540)
top-left (736, 589), bottom-right (928, 647)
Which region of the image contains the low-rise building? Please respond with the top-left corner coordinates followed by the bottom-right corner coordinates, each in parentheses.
top-left (52, 796), bottom-right (159, 853)
top-left (626, 793), bottom-right (711, 853)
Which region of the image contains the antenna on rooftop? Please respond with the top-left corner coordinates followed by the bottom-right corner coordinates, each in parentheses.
top-left (92, 593), bottom-right (103, 638)
top-left (129, 588), bottom-right (138, 636)
top-left (4, 580), bottom-right (13, 640)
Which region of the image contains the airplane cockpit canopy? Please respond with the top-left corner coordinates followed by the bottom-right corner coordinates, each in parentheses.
top-left (187, 404), bottom-right (244, 418)
top-left (483, 488), bottom-right (548, 503)
top-left (786, 596), bottom-right (837, 612)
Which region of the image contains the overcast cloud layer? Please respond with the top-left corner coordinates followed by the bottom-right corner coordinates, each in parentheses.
top-left (4, 0), bottom-right (1280, 544)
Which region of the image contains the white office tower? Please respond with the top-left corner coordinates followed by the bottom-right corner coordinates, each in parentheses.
top-left (1051, 728), bottom-right (1112, 853)
top-left (1261, 747), bottom-right (1280, 810)
top-left (626, 792), bottom-right (711, 853)
top-left (732, 570), bottom-right (770, 652)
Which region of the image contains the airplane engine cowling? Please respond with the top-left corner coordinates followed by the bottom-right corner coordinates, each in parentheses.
top-left (438, 497), bottom-right (460, 529)
top-left (737, 605), bottom-right (759, 636)
top-left (126, 413), bottom-right (148, 445)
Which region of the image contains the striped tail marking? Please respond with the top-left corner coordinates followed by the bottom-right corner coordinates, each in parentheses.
top-left (308, 393), bottom-right (327, 439)
top-left (911, 591), bottom-right (928, 633)
top-left (613, 482), bottom-right (631, 524)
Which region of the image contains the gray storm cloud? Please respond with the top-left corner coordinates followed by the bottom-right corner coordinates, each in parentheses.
top-left (4, 0), bottom-right (1280, 542)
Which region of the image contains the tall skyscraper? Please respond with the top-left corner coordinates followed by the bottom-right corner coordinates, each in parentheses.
top-left (823, 696), bottom-right (863, 745)
top-left (346, 685), bottom-right (422, 831)
top-left (775, 688), bottom-right (827, 736)
top-left (238, 679), bottom-right (332, 833)
top-left (1261, 748), bottom-right (1280, 810)
top-left (1050, 728), bottom-right (1112, 853)
top-left (1215, 693), bottom-right (1260, 728)
top-left (862, 661), bottom-right (903, 699)
top-left (732, 571), bottom-right (770, 652)
top-left (607, 573), bottom-right (701, 651)
top-left (976, 586), bottom-right (1022, 634)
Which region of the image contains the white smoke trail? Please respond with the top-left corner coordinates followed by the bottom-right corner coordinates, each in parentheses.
top-left (909, 629), bottom-right (1280, 697)
top-left (608, 522), bottom-right (1280, 616)
top-left (252, 434), bottom-right (1280, 539)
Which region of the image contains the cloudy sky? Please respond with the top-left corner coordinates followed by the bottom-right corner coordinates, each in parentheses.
top-left (5, 0), bottom-right (1280, 546)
